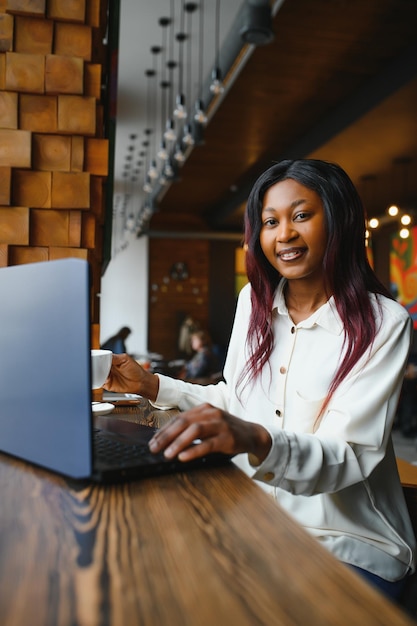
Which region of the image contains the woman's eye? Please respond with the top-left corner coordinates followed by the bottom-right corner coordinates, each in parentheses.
top-left (294, 212), bottom-right (309, 221)
top-left (263, 217), bottom-right (277, 227)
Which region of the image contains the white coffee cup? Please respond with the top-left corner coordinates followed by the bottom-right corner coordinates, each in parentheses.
top-left (91, 349), bottom-right (113, 389)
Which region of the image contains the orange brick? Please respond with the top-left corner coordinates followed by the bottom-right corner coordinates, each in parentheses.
top-left (51, 171), bottom-right (90, 208)
top-left (85, 138), bottom-right (108, 176)
top-left (57, 95), bottom-right (95, 135)
top-left (5, 51), bottom-right (45, 93)
top-left (47, 0), bottom-right (85, 22)
top-left (0, 129), bottom-right (31, 167)
top-left (0, 243), bottom-right (7, 267)
top-left (19, 94), bottom-right (57, 132)
top-left (14, 16), bottom-right (53, 55)
top-left (0, 91), bottom-right (18, 128)
top-left (32, 134), bottom-right (71, 171)
top-left (30, 208), bottom-right (81, 246)
top-left (12, 170), bottom-right (51, 207)
top-left (5, 0), bottom-right (46, 16)
top-left (84, 63), bottom-right (101, 99)
top-left (49, 246), bottom-right (88, 260)
top-left (45, 54), bottom-right (83, 94)
top-left (0, 166), bottom-right (11, 204)
top-left (0, 13), bottom-right (13, 52)
top-left (0, 206), bottom-right (29, 244)
top-left (9, 246), bottom-right (48, 265)
top-left (54, 22), bottom-right (91, 61)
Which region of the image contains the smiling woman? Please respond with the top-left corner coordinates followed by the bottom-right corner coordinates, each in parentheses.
top-left (104, 159), bottom-right (416, 603)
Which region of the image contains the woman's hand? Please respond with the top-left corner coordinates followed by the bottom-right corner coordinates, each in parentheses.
top-left (103, 353), bottom-right (159, 402)
top-left (149, 403), bottom-right (272, 463)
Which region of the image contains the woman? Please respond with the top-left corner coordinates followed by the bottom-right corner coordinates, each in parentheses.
top-left (180, 330), bottom-right (219, 380)
top-left (104, 159), bottom-right (416, 599)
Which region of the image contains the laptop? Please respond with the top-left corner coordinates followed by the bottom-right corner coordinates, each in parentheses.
top-left (0, 258), bottom-right (230, 483)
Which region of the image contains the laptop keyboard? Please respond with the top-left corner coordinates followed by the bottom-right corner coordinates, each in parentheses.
top-left (93, 428), bottom-right (165, 467)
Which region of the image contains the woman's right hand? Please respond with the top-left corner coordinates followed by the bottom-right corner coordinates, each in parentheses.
top-left (103, 353), bottom-right (159, 401)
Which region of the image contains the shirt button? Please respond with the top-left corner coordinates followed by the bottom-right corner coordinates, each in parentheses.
top-left (279, 366), bottom-right (286, 374)
top-left (275, 409), bottom-right (281, 417)
top-left (264, 472), bottom-right (275, 481)
top-left (291, 326), bottom-right (295, 334)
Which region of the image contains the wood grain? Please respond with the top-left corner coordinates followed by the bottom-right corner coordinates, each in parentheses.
top-left (0, 403), bottom-right (414, 626)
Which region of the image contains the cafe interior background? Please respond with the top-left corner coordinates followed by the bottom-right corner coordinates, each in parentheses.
top-left (1, 0), bottom-right (417, 362)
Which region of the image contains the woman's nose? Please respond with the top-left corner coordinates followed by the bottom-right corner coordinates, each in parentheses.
top-left (276, 220), bottom-right (297, 242)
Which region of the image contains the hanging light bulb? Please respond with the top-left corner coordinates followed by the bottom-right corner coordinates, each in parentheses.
top-left (157, 139), bottom-right (169, 161)
top-left (400, 228), bottom-right (410, 239)
top-left (174, 91), bottom-right (187, 119)
top-left (210, 0), bottom-right (224, 95)
top-left (147, 158), bottom-right (158, 179)
top-left (183, 123), bottom-right (195, 146)
top-left (164, 160), bottom-right (175, 179)
top-left (174, 25), bottom-right (187, 119)
top-left (194, 99), bottom-right (208, 125)
top-left (143, 175), bottom-right (153, 193)
top-left (210, 66), bottom-right (224, 95)
top-left (164, 117), bottom-right (177, 141)
top-left (174, 142), bottom-right (186, 163)
top-left (401, 213), bottom-right (412, 226)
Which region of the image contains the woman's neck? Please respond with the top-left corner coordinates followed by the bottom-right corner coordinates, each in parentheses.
top-left (284, 281), bottom-right (329, 324)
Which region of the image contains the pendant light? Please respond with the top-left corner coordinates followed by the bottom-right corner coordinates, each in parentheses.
top-left (157, 17), bottom-right (171, 164)
top-left (144, 68), bottom-right (158, 180)
top-left (145, 46), bottom-right (161, 188)
top-left (194, 0), bottom-right (207, 126)
top-left (182, 2), bottom-right (197, 148)
top-left (174, 1), bottom-right (187, 120)
top-left (164, 1), bottom-right (177, 142)
top-left (210, 0), bottom-right (224, 95)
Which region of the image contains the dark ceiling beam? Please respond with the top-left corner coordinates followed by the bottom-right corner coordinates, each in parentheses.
top-left (206, 38), bottom-right (417, 228)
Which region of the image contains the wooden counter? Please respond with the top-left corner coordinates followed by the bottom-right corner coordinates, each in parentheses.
top-left (0, 401), bottom-right (414, 626)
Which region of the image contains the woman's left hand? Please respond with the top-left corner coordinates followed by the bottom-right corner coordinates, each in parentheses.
top-left (149, 403), bottom-right (272, 463)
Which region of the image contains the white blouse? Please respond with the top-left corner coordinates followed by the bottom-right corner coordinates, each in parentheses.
top-left (155, 280), bottom-right (416, 581)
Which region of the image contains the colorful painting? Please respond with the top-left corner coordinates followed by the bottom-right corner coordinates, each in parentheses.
top-left (390, 226), bottom-right (417, 328)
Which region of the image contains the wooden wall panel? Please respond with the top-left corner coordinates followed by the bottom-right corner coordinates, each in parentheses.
top-left (0, 243), bottom-right (7, 266)
top-left (45, 54), bottom-right (83, 94)
top-left (14, 16), bottom-right (52, 54)
top-left (51, 171), bottom-right (89, 208)
top-left (0, 128), bottom-right (31, 166)
top-left (148, 239), bottom-right (210, 360)
top-left (5, 51), bottom-right (44, 92)
top-left (47, 0), bottom-right (85, 23)
top-left (6, 0), bottom-right (46, 15)
top-left (85, 138), bottom-right (108, 175)
top-left (0, 13), bottom-right (13, 51)
top-left (54, 22), bottom-right (91, 60)
top-left (0, 206), bottom-right (29, 243)
top-left (0, 0), bottom-right (109, 332)
top-left (30, 208), bottom-right (81, 247)
top-left (0, 166), bottom-right (11, 203)
top-left (12, 169), bottom-right (51, 207)
top-left (19, 94), bottom-right (57, 131)
top-left (32, 133), bottom-right (71, 171)
top-left (9, 245), bottom-right (48, 265)
top-left (57, 94), bottom-right (95, 134)
top-left (0, 90), bottom-right (18, 127)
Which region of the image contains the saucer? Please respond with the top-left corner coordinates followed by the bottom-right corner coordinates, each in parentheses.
top-left (92, 402), bottom-right (115, 416)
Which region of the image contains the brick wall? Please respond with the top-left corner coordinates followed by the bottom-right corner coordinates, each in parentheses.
top-left (0, 0), bottom-right (109, 343)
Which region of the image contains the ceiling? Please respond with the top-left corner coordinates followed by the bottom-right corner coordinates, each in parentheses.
top-left (112, 0), bottom-right (417, 245)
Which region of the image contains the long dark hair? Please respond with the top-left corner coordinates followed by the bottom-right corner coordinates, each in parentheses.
top-left (241, 159), bottom-right (393, 413)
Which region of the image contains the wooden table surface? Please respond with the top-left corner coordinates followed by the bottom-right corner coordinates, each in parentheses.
top-left (0, 400), bottom-right (414, 626)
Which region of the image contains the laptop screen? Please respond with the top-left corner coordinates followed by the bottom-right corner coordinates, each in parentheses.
top-left (0, 258), bottom-right (93, 478)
